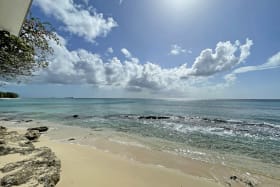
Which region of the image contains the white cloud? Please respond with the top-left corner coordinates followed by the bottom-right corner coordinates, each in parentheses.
top-left (119, 0), bottom-right (124, 4)
top-left (121, 48), bottom-right (140, 64)
top-left (34, 0), bottom-right (117, 42)
top-left (239, 39), bottom-right (253, 62)
top-left (188, 39), bottom-right (253, 76)
top-left (121, 48), bottom-right (132, 58)
top-left (225, 51), bottom-right (280, 82)
top-left (169, 44), bottom-right (187, 55)
top-left (107, 47), bottom-right (114, 54)
top-left (37, 35), bottom-right (194, 92)
top-left (36, 36), bottom-right (258, 97)
top-left (234, 51), bottom-right (280, 73)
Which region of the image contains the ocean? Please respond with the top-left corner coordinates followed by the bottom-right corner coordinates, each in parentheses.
top-left (0, 98), bottom-right (279, 177)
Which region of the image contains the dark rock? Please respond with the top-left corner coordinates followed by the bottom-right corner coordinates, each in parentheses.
top-left (68, 138), bottom-right (75, 141)
top-left (138, 116), bottom-right (170, 120)
top-left (239, 129), bottom-right (249, 132)
top-left (158, 116), bottom-right (170, 119)
top-left (213, 118), bottom-right (227, 123)
top-left (246, 181), bottom-right (254, 187)
top-left (1, 118), bottom-right (10, 121)
top-left (0, 126), bottom-right (7, 131)
top-left (25, 130), bottom-right (40, 141)
top-left (72, 114), bottom-right (79, 118)
top-left (229, 175), bottom-right (255, 187)
top-left (224, 127), bottom-right (231, 131)
top-left (27, 126), bottom-right (49, 132)
top-left (25, 119), bottom-right (33, 123)
top-left (139, 116), bottom-right (156, 119)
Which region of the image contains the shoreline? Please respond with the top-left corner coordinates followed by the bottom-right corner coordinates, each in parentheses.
top-left (1, 119), bottom-right (279, 186)
top-left (36, 136), bottom-right (222, 187)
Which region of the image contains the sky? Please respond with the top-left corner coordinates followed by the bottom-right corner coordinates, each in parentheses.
top-left (3, 0), bottom-right (280, 99)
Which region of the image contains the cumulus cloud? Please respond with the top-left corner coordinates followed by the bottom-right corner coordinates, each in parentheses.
top-left (225, 51), bottom-right (280, 82)
top-left (34, 0), bottom-right (117, 42)
top-left (36, 35), bottom-right (257, 95)
top-left (169, 44), bottom-right (187, 55)
top-left (37, 35), bottom-right (193, 92)
top-left (188, 39), bottom-right (253, 76)
top-left (121, 48), bottom-right (132, 58)
top-left (120, 48), bottom-right (140, 63)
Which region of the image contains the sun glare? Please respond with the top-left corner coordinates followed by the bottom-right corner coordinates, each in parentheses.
top-left (156, 0), bottom-right (199, 19)
top-left (163, 0), bottom-right (197, 11)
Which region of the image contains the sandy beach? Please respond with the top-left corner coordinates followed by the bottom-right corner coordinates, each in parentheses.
top-left (36, 137), bottom-right (222, 187)
top-left (1, 119), bottom-right (279, 187)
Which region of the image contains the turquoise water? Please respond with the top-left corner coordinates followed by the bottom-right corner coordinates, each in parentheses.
top-left (0, 98), bottom-right (280, 169)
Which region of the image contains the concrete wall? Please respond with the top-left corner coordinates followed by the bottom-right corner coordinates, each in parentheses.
top-left (0, 0), bottom-right (32, 36)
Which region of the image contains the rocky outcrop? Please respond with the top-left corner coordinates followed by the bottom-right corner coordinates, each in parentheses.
top-left (227, 175), bottom-right (256, 187)
top-left (27, 126), bottom-right (49, 132)
top-left (0, 127), bottom-right (34, 156)
top-left (0, 126), bottom-right (61, 187)
top-left (0, 126), bottom-right (7, 131)
top-left (72, 115), bottom-right (79, 118)
top-left (138, 116), bottom-right (170, 120)
top-left (25, 130), bottom-right (41, 141)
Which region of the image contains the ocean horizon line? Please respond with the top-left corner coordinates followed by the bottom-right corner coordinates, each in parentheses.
top-left (13, 97), bottom-right (280, 101)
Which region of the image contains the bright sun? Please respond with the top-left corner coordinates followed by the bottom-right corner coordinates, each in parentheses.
top-left (159, 0), bottom-right (198, 16)
top-left (163, 0), bottom-right (196, 11)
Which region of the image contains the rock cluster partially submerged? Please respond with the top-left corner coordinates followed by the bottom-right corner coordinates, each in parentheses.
top-left (138, 116), bottom-right (170, 120)
top-left (226, 175), bottom-right (257, 187)
top-left (0, 126), bottom-right (61, 187)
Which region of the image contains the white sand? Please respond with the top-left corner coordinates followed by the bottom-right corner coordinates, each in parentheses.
top-left (35, 137), bottom-right (222, 187)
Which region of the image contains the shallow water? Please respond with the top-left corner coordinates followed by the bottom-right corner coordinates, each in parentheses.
top-left (1, 98), bottom-right (280, 178)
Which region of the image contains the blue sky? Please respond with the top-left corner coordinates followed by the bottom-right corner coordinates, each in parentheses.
top-left (4, 0), bottom-right (280, 98)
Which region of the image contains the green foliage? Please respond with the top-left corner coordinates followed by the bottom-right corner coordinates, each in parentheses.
top-left (0, 15), bottom-right (59, 82)
top-left (0, 91), bottom-right (19, 98)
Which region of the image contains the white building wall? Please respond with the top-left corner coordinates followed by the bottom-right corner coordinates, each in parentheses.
top-left (0, 0), bottom-right (32, 36)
